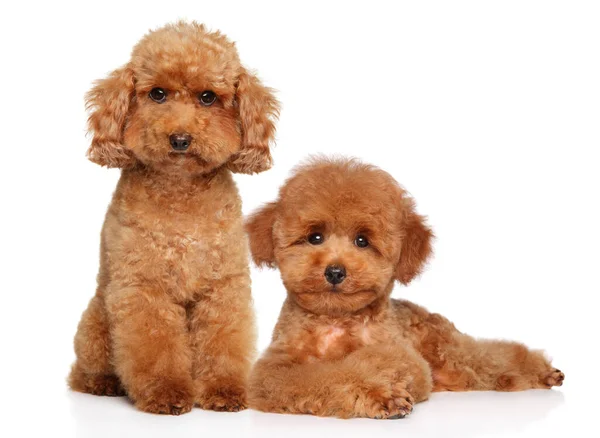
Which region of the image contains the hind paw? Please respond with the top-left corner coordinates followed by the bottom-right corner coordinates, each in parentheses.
top-left (543, 369), bottom-right (565, 387)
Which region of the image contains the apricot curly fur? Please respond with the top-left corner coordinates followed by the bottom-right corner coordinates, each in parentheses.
top-left (69, 21), bottom-right (279, 415)
top-left (245, 157), bottom-right (563, 419)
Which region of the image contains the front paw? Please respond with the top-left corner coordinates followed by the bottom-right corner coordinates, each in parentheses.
top-left (354, 382), bottom-right (414, 419)
top-left (134, 379), bottom-right (194, 415)
top-left (196, 382), bottom-right (247, 412)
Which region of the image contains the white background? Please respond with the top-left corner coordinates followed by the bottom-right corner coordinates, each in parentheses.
top-left (1, 1), bottom-right (598, 437)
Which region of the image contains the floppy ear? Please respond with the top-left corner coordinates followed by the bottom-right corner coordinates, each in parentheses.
top-left (395, 203), bottom-right (434, 285)
top-left (85, 65), bottom-right (136, 168)
top-left (244, 202), bottom-right (278, 268)
top-left (228, 68), bottom-right (280, 174)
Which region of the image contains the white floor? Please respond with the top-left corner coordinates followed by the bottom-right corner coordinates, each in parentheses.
top-left (23, 383), bottom-right (584, 438)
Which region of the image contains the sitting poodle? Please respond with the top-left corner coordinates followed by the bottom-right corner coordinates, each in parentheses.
top-left (69, 21), bottom-right (279, 415)
top-left (245, 157), bottom-right (563, 419)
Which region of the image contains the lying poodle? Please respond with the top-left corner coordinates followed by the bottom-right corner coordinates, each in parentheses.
top-left (69, 21), bottom-right (279, 415)
top-left (245, 157), bottom-right (563, 419)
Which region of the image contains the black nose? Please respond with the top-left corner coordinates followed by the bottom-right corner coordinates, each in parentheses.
top-left (324, 265), bottom-right (346, 285)
top-left (169, 133), bottom-right (192, 151)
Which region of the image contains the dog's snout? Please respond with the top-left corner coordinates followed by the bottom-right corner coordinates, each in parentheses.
top-left (169, 133), bottom-right (192, 151)
top-left (324, 265), bottom-right (346, 285)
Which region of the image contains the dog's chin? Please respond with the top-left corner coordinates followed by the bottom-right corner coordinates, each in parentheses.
top-left (144, 152), bottom-right (225, 176)
top-left (167, 151), bottom-right (209, 165)
top-left (291, 287), bottom-right (379, 315)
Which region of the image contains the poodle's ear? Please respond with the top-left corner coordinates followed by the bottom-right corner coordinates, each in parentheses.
top-left (228, 68), bottom-right (280, 174)
top-left (85, 65), bottom-right (136, 168)
top-left (395, 203), bottom-right (434, 285)
top-left (245, 202), bottom-right (278, 267)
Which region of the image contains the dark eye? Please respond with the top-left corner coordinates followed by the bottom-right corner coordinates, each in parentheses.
top-left (199, 90), bottom-right (217, 106)
top-left (149, 88), bottom-right (166, 103)
top-left (355, 235), bottom-right (369, 248)
top-left (307, 233), bottom-right (324, 245)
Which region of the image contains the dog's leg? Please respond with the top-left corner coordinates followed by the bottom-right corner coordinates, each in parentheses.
top-left (421, 327), bottom-right (564, 391)
top-left (249, 343), bottom-right (432, 419)
top-left (107, 287), bottom-right (194, 415)
top-left (69, 293), bottom-right (124, 396)
top-left (189, 274), bottom-right (255, 412)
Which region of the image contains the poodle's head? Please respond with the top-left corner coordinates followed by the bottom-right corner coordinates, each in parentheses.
top-left (245, 158), bottom-right (433, 315)
top-left (85, 21), bottom-right (279, 175)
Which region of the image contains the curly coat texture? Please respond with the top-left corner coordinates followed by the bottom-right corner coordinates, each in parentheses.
top-left (68, 21), bottom-right (279, 415)
top-left (245, 158), bottom-right (564, 419)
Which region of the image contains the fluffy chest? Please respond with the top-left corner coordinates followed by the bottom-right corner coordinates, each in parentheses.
top-left (105, 175), bottom-right (247, 296)
top-left (131, 203), bottom-right (239, 259)
top-left (294, 322), bottom-right (392, 362)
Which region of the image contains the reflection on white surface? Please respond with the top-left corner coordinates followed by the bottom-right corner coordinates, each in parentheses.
top-left (67, 389), bottom-right (565, 438)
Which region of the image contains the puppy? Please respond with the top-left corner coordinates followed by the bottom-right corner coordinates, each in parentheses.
top-left (68, 22), bottom-right (279, 415)
top-left (245, 157), bottom-right (563, 419)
